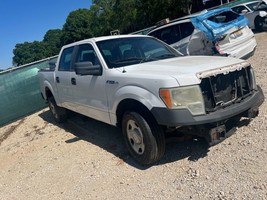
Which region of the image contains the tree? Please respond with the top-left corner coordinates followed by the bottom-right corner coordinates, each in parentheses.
top-left (12, 30), bottom-right (62, 66)
top-left (61, 9), bottom-right (93, 45)
top-left (89, 0), bottom-right (138, 34)
top-left (89, 2), bottom-right (115, 36)
top-left (110, 0), bottom-right (139, 33)
top-left (12, 0), bottom-right (206, 66)
top-left (13, 41), bottom-right (47, 66)
top-left (133, 0), bottom-right (188, 31)
top-left (43, 29), bottom-right (63, 56)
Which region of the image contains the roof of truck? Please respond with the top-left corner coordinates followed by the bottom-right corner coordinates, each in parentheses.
top-left (62, 35), bottom-right (152, 48)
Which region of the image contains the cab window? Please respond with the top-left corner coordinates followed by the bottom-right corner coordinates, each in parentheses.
top-left (76, 44), bottom-right (100, 66)
top-left (58, 47), bottom-right (74, 71)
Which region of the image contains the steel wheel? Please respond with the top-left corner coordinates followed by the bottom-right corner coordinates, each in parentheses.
top-left (122, 111), bottom-right (165, 165)
top-left (48, 97), bottom-right (67, 123)
top-left (48, 100), bottom-right (59, 119)
top-left (126, 119), bottom-right (145, 155)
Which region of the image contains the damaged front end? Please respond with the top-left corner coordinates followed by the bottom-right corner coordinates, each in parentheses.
top-left (198, 62), bottom-right (257, 113)
top-left (185, 62), bottom-right (264, 145)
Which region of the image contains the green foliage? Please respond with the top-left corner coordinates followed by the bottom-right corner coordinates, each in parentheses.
top-left (107, 0), bottom-right (139, 33)
top-left (89, 2), bottom-right (113, 36)
top-left (43, 29), bottom-right (62, 56)
top-left (13, 41), bottom-right (47, 66)
top-left (12, 0), bottom-right (204, 66)
top-left (12, 29), bottom-right (62, 66)
top-left (134, 0), bottom-right (186, 30)
top-left (61, 9), bottom-right (93, 45)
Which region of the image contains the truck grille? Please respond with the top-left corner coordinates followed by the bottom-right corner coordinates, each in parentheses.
top-left (200, 66), bottom-right (254, 113)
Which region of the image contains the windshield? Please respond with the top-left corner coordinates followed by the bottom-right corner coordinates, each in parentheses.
top-left (247, 2), bottom-right (260, 10)
top-left (257, 1), bottom-right (267, 9)
top-left (96, 37), bottom-right (181, 68)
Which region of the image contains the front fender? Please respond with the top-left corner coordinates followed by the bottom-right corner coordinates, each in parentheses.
top-left (110, 85), bottom-right (165, 114)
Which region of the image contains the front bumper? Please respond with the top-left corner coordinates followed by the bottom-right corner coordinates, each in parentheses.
top-left (151, 86), bottom-right (264, 127)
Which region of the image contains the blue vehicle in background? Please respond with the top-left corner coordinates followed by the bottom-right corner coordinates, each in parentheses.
top-left (148, 8), bottom-right (257, 59)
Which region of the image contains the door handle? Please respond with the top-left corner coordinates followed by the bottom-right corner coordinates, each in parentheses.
top-left (56, 77), bottom-right (60, 83)
top-left (71, 78), bottom-right (76, 85)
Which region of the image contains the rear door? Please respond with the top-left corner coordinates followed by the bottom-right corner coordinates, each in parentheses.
top-left (175, 21), bottom-right (195, 55)
top-left (54, 46), bottom-right (75, 108)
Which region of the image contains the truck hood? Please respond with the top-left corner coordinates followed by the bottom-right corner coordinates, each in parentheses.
top-left (121, 56), bottom-right (248, 86)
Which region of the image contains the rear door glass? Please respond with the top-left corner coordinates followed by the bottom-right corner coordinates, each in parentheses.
top-left (149, 22), bottom-right (194, 45)
top-left (232, 6), bottom-right (247, 14)
top-left (208, 11), bottom-right (239, 23)
top-left (149, 24), bottom-right (181, 44)
top-left (179, 22), bottom-right (194, 39)
top-left (149, 25), bottom-right (180, 44)
top-left (58, 47), bottom-right (74, 71)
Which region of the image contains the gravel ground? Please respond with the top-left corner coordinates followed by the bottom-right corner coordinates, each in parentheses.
top-left (0, 32), bottom-right (266, 200)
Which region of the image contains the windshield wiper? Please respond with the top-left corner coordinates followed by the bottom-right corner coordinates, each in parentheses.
top-left (139, 56), bottom-right (159, 63)
top-left (155, 54), bottom-right (176, 59)
top-left (140, 53), bottom-right (177, 63)
top-left (115, 57), bottom-right (143, 63)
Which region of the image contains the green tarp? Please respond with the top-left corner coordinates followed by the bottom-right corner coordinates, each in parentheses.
top-left (0, 56), bottom-right (57, 127)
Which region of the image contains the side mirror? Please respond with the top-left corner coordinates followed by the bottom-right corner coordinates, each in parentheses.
top-left (49, 61), bottom-right (56, 70)
top-left (259, 11), bottom-right (267, 17)
top-left (75, 62), bottom-right (102, 76)
top-left (241, 9), bottom-right (248, 14)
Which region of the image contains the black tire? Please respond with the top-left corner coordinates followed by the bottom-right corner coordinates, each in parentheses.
top-left (48, 97), bottom-right (67, 123)
top-left (122, 111), bottom-right (165, 165)
top-left (255, 16), bottom-right (263, 32)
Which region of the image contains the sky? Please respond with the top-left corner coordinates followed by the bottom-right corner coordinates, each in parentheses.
top-left (0, 0), bottom-right (92, 69)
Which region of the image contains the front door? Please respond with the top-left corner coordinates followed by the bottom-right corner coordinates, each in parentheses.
top-left (70, 43), bottom-right (110, 124)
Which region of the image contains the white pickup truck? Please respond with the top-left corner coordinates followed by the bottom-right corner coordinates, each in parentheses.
top-left (39, 35), bottom-right (264, 165)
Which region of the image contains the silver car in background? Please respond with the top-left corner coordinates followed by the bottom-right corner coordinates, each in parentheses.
top-left (148, 8), bottom-right (257, 59)
top-left (231, 0), bottom-right (267, 31)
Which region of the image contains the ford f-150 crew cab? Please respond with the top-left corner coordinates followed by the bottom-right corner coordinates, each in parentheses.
top-left (39, 35), bottom-right (264, 165)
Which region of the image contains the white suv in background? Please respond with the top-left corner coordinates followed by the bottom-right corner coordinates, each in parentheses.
top-left (148, 8), bottom-right (257, 59)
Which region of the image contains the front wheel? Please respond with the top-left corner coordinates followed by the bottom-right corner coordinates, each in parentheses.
top-left (122, 112), bottom-right (165, 165)
top-left (48, 97), bottom-right (67, 123)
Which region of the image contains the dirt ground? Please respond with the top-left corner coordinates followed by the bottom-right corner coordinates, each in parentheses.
top-left (0, 32), bottom-right (266, 200)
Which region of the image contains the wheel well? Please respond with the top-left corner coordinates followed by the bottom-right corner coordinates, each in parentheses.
top-left (45, 87), bottom-right (53, 100)
top-left (116, 99), bottom-right (155, 128)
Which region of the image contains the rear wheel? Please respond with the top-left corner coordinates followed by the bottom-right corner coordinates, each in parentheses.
top-left (48, 97), bottom-right (67, 123)
top-left (122, 111), bottom-right (165, 165)
top-left (255, 16), bottom-right (263, 31)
